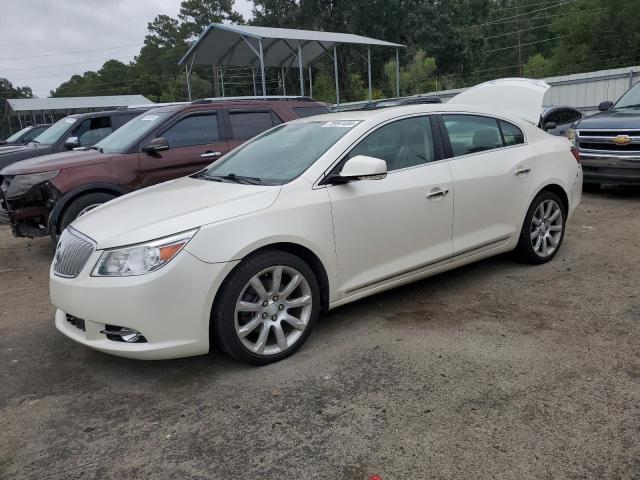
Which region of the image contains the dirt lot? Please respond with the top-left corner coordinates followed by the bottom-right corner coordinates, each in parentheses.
top-left (1, 189), bottom-right (639, 480)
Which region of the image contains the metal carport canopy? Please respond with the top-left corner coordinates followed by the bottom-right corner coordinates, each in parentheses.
top-left (178, 24), bottom-right (405, 103)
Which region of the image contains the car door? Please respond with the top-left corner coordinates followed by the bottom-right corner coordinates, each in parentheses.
top-left (225, 109), bottom-right (283, 150)
top-left (327, 115), bottom-right (454, 296)
top-left (440, 114), bottom-right (533, 256)
top-left (138, 110), bottom-right (229, 188)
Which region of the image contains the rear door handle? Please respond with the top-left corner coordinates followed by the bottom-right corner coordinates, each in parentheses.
top-left (515, 167), bottom-right (532, 176)
top-left (201, 151), bottom-right (222, 158)
top-left (426, 187), bottom-right (450, 199)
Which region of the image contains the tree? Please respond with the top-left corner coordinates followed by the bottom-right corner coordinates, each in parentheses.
top-left (523, 54), bottom-right (552, 79)
top-left (251, 0), bottom-right (299, 26)
top-left (179, 0), bottom-right (245, 40)
top-left (384, 50), bottom-right (437, 97)
top-left (0, 78), bottom-right (33, 140)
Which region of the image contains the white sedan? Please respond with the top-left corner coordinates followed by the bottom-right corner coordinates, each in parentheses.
top-left (50, 79), bottom-right (583, 364)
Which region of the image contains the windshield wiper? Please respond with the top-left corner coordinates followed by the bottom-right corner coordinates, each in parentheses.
top-left (618, 104), bottom-right (640, 108)
top-left (204, 173), bottom-right (263, 185)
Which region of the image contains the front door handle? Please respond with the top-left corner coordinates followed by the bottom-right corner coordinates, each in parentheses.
top-left (201, 151), bottom-right (222, 158)
top-left (515, 167), bottom-right (532, 176)
top-left (426, 187), bottom-right (450, 199)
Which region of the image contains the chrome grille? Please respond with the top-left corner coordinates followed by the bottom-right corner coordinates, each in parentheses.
top-left (53, 228), bottom-right (95, 278)
top-left (577, 129), bottom-right (640, 158)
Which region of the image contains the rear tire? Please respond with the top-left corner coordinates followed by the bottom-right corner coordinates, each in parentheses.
top-left (515, 190), bottom-right (566, 264)
top-left (55, 192), bottom-right (116, 239)
top-left (212, 250), bottom-right (320, 365)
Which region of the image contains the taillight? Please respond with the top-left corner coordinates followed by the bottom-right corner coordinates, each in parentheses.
top-left (570, 147), bottom-right (580, 163)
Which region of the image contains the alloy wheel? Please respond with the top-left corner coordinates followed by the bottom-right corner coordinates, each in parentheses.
top-left (234, 265), bottom-right (313, 356)
top-left (530, 199), bottom-right (563, 258)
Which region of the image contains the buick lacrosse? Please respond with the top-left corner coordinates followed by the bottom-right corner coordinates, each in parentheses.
top-left (51, 79), bottom-right (583, 364)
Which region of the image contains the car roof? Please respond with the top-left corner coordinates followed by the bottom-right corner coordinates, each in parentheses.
top-left (293, 102), bottom-right (531, 125)
top-left (146, 97), bottom-right (327, 114)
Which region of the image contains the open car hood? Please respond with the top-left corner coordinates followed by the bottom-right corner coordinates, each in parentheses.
top-left (449, 78), bottom-right (550, 125)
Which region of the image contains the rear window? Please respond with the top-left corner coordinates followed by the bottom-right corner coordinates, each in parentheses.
top-left (442, 114), bottom-right (504, 156)
top-left (293, 106), bottom-right (330, 118)
top-left (499, 120), bottom-right (525, 146)
top-left (229, 111), bottom-right (280, 140)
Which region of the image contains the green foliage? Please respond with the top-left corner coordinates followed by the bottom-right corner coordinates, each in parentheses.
top-left (179, 0), bottom-right (244, 39)
top-left (523, 54), bottom-right (553, 79)
top-left (311, 71), bottom-right (336, 104)
top-left (384, 50), bottom-right (437, 97)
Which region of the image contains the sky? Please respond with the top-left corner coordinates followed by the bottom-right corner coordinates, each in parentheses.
top-left (0, 0), bottom-right (253, 98)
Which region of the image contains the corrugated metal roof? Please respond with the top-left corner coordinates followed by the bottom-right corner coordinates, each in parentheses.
top-left (6, 95), bottom-right (153, 113)
top-left (179, 24), bottom-right (404, 67)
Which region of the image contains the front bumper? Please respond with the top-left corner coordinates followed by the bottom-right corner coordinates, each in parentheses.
top-left (1, 181), bottom-right (56, 237)
top-left (580, 154), bottom-right (640, 185)
top-left (51, 248), bottom-right (238, 360)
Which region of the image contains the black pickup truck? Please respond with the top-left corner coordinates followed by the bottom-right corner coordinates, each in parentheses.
top-left (569, 81), bottom-right (640, 189)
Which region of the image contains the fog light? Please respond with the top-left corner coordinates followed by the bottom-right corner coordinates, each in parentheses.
top-left (100, 326), bottom-right (146, 343)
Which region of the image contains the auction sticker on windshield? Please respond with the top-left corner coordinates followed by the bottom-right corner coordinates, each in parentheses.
top-left (141, 115), bottom-right (160, 121)
top-left (64, 118), bottom-right (76, 124)
top-left (321, 120), bottom-right (360, 128)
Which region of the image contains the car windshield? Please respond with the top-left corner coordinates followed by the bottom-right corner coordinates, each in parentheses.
top-left (94, 111), bottom-right (170, 154)
top-left (615, 82), bottom-right (640, 108)
top-left (202, 120), bottom-right (359, 185)
top-left (4, 126), bottom-right (33, 143)
top-left (33, 117), bottom-right (76, 145)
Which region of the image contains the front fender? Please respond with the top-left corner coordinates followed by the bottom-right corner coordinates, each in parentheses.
top-left (185, 185), bottom-right (339, 302)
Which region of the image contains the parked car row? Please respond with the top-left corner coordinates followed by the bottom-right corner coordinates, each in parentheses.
top-left (0, 97), bottom-right (329, 239)
top-left (45, 79), bottom-right (583, 364)
top-left (0, 124), bottom-right (51, 146)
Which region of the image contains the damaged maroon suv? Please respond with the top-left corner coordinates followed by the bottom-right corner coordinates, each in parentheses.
top-left (0, 97), bottom-right (328, 240)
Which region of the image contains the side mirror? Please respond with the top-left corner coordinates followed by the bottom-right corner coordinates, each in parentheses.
top-left (64, 136), bottom-right (80, 149)
top-left (142, 137), bottom-right (170, 154)
top-left (598, 101), bottom-right (613, 111)
top-left (544, 121), bottom-right (557, 132)
top-left (338, 155), bottom-right (387, 182)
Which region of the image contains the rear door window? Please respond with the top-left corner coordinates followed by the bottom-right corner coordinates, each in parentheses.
top-left (162, 113), bottom-right (220, 148)
top-left (229, 111), bottom-right (281, 140)
top-left (442, 115), bottom-right (504, 157)
top-left (74, 116), bottom-right (113, 146)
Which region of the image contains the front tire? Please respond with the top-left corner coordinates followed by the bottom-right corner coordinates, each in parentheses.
top-left (212, 250), bottom-right (320, 365)
top-left (515, 190), bottom-right (566, 264)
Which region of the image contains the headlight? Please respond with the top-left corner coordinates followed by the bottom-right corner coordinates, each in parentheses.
top-left (567, 128), bottom-right (577, 146)
top-left (92, 229), bottom-right (198, 277)
top-left (4, 170), bottom-right (59, 199)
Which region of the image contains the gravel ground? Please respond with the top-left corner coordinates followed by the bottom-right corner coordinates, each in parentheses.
top-left (1, 189), bottom-right (639, 480)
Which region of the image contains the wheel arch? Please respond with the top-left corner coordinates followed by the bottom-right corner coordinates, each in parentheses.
top-left (537, 182), bottom-right (569, 215)
top-left (210, 241), bottom-right (331, 329)
top-left (48, 183), bottom-right (128, 234)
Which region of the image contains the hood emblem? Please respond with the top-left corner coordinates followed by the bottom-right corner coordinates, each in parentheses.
top-left (611, 135), bottom-right (632, 146)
